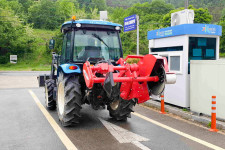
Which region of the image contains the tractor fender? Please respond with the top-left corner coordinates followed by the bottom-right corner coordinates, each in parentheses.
top-left (57, 64), bottom-right (81, 76)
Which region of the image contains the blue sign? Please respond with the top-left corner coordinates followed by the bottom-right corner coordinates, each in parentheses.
top-left (147, 24), bottom-right (222, 40)
top-left (124, 15), bottom-right (137, 32)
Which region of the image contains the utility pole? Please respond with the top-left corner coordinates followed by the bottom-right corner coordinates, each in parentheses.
top-left (136, 15), bottom-right (139, 55)
top-left (185, 0), bottom-right (189, 9)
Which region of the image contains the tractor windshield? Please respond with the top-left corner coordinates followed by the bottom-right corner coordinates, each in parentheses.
top-left (73, 29), bottom-right (122, 62)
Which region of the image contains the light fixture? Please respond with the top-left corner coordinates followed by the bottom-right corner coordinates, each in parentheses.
top-left (115, 26), bottom-right (120, 30)
top-left (76, 23), bottom-right (81, 27)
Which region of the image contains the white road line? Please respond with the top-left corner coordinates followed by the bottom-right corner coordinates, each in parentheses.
top-left (28, 90), bottom-right (78, 150)
top-left (132, 141), bottom-right (151, 150)
top-left (133, 112), bottom-right (225, 150)
top-left (99, 118), bottom-right (151, 150)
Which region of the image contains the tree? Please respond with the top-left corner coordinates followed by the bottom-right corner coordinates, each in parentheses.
top-left (91, 0), bottom-right (107, 11)
top-left (28, 0), bottom-right (65, 29)
top-left (0, 5), bottom-right (35, 64)
top-left (18, 0), bottom-right (34, 13)
top-left (193, 7), bottom-right (212, 24)
top-left (219, 21), bottom-right (225, 53)
top-left (221, 8), bottom-right (225, 20)
top-left (56, 0), bottom-right (77, 20)
top-left (219, 14), bottom-right (225, 53)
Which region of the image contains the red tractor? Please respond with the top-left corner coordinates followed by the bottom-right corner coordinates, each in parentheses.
top-left (45, 17), bottom-right (176, 126)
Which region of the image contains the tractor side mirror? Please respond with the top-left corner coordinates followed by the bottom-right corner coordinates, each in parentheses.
top-left (49, 39), bottom-right (55, 50)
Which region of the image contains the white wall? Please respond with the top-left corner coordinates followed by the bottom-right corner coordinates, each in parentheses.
top-left (149, 35), bottom-right (190, 107)
top-left (190, 60), bottom-right (225, 119)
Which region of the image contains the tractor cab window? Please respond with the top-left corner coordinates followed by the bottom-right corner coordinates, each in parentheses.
top-left (73, 29), bottom-right (122, 62)
top-left (61, 32), bottom-right (71, 63)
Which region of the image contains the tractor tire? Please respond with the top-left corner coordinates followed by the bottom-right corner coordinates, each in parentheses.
top-left (57, 73), bottom-right (82, 126)
top-left (45, 79), bottom-right (56, 110)
top-left (107, 97), bottom-right (136, 121)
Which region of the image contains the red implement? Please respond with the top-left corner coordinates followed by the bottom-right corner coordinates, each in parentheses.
top-left (83, 54), bottom-right (161, 103)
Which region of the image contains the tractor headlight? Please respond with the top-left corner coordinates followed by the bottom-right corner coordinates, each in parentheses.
top-left (76, 23), bottom-right (81, 27)
top-left (115, 26), bottom-right (120, 30)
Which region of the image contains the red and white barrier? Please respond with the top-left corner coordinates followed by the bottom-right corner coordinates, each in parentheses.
top-left (209, 96), bottom-right (218, 132)
top-left (160, 95), bottom-right (166, 114)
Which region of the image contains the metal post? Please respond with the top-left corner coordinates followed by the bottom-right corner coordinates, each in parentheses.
top-left (136, 15), bottom-right (139, 55)
top-left (185, 0), bottom-right (189, 9)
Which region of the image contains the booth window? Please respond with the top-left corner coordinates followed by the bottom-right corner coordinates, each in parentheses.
top-left (188, 37), bottom-right (216, 74)
top-left (151, 46), bottom-right (183, 52)
top-left (170, 56), bottom-right (180, 71)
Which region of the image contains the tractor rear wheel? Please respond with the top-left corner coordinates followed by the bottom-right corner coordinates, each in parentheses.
top-left (108, 97), bottom-right (136, 121)
top-left (57, 73), bottom-right (82, 126)
top-left (45, 79), bottom-right (56, 110)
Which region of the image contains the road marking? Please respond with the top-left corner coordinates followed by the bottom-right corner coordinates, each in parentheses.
top-left (99, 118), bottom-right (150, 150)
top-left (133, 112), bottom-right (225, 150)
top-left (28, 90), bottom-right (78, 150)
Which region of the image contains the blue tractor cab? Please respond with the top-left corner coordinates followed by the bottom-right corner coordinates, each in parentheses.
top-left (55, 19), bottom-right (123, 75)
top-left (61, 19), bottom-right (123, 62)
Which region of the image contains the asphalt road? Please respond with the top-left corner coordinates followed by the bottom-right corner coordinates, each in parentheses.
top-left (1, 71), bottom-right (225, 150)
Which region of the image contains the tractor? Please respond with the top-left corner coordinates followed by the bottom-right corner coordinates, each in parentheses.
top-left (44, 16), bottom-right (176, 126)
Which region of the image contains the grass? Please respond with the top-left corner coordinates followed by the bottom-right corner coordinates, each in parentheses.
top-left (0, 63), bottom-right (50, 71)
top-left (0, 29), bottom-right (55, 71)
top-left (208, 122), bottom-right (211, 128)
top-left (182, 108), bottom-right (188, 112)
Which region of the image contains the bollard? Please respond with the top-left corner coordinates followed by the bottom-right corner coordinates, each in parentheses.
top-left (209, 96), bottom-right (218, 132)
top-left (160, 95), bottom-right (166, 114)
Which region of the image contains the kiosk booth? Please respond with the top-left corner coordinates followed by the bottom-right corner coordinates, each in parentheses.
top-left (148, 24), bottom-right (222, 107)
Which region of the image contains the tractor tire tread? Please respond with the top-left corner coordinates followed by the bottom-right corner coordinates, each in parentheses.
top-left (57, 74), bottom-right (82, 127)
top-left (108, 98), bottom-right (135, 121)
top-left (45, 79), bottom-right (56, 110)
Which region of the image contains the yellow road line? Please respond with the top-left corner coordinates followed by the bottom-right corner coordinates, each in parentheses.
top-left (133, 112), bottom-right (225, 150)
top-left (28, 90), bottom-right (78, 150)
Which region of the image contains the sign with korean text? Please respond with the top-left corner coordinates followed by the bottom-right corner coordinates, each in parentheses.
top-left (124, 15), bottom-right (137, 32)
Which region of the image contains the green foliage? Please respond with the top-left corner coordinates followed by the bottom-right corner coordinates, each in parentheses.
top-left (0, 5), bottom-right (35, 64)
top-left (18, 0), bottom-right (34, 13)
top-left (182, 108), bottom-right (188, 112)
top-left (28, 0), bottom-right (63, 29)
top-left (53, 28), bottom-right (63, 53)
top-left (107, 0), bottom-right (152, 7)
top-left (219, 20), bottom-right (225, 53)
top-left (208, 122), bottom-right (211, 128)
top-left (193, 7), bottom-right (212, 24)
top-left (91, 0), bottom-right (107, 11)
top-left (221, 8), bottom-right (225, 20)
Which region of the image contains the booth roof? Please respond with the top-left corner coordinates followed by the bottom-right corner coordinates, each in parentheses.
top-left (147, 24), bottom-right (222, 40)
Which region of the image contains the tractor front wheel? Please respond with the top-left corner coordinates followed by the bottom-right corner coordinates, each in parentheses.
top-left (57, 73), bottom-right (82, 126)
top-left (45, 79), bottom-right (56, 110)
top-left (108, 97), bottom-right (136, 121)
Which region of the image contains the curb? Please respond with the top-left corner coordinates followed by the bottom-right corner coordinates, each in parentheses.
top-left (144, 100), bottom-right (225, 130)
